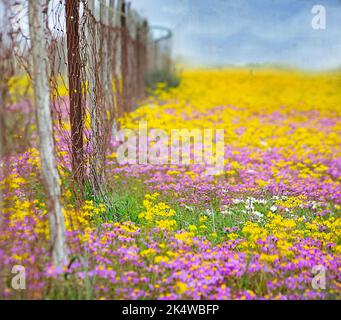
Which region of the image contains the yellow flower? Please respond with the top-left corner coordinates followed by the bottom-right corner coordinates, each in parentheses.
top-left (140, 248), bottom-right (156, 257)
top-left (155, 256), bottom-right (170, 263)
top-left (188, 225), bottom-right (197, 233)
top-left (175, 281), bottom-right (188, 294)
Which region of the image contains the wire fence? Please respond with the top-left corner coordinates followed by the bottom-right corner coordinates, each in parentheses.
top-left (0, 0), bottom-right (173, 199)
top-left (0, 0), bottom-right (174, 297)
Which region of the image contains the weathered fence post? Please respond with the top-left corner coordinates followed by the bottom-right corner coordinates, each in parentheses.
top-left (0, 9), bottom-right (7, 227)
top-left (86, 0), bottom-right (101, 193)
top-left (0, 0), bottom-right (12, 228)
top-left (120, 0), bottom-right (129, 113)
top-left (100, 0), bottom-right (109, 125)
top-left (66, 0), bottom-right (84, 192)
top-left (136, 20), bottom-right (148, 99)
top-left (109, 0), bottom-right (119, 136)
top-left (101, 0), bottom-right (115, 154)
top-left (135, 22), bottom-right (141, 99)
top-left (107, 0), bottom-right (116, 117)
top-left (28, 0), bottom-right (68, 267)
top-left (141, 21), bottom-right (149, 95)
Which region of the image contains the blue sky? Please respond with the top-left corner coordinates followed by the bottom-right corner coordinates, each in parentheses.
top-left (131, 0), bottom-right (341, 70)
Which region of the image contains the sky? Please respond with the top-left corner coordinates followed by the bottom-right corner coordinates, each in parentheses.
top-left (131, 0), bottom-right (341, 70)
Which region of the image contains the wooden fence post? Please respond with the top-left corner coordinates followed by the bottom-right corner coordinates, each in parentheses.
top-left (100, 0), bottom-right (109, 123)
top-left (0, 17), bottom-right (7, 230)
top-left (113, 0), bottom-right (124, 119)
top-left (137, 20), bottom-right (148, 99)
top-left (109, 0), bottom-right (119, 135)
top-left (65, 0), bottom-right (84, 191)
top-left (29, 0), bottom-right (68, 267)
top-left (86, 0), bottom-right (104, 193)
top-left (103, 0), bottom-right (115, 125)
top-left (120, 0), bottom-right (129, 113)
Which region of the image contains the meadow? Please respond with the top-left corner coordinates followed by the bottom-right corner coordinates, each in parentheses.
top-left (1, 69), bottom-right (340, 300)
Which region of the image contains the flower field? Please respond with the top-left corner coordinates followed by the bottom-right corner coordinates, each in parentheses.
top-left (1, 69), bottom-right (340, 300)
